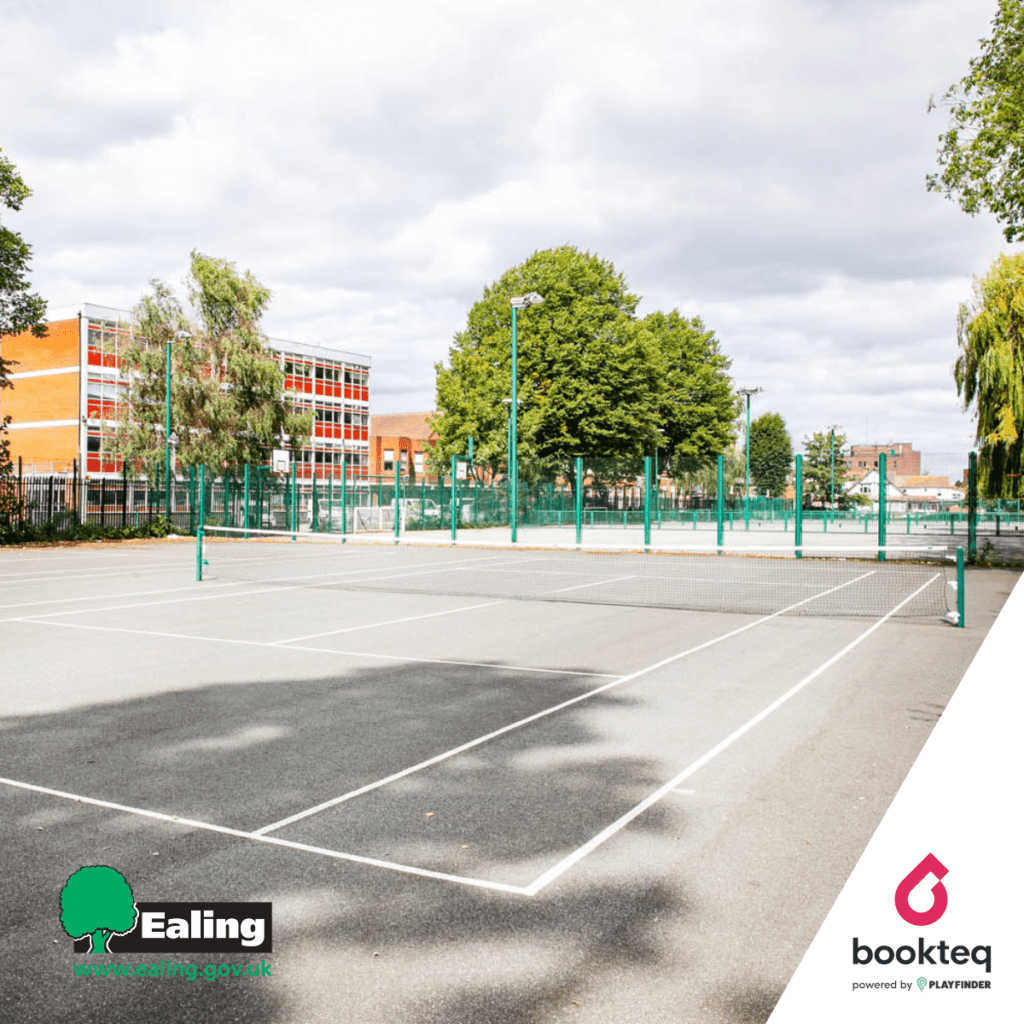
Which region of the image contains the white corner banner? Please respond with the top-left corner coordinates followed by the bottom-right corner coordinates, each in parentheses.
top-left (768, 571), bottom-right (1023, 1023)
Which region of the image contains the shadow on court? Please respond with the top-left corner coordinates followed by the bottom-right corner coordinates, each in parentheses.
top-left (0, 660), bottom-right (781, 1024)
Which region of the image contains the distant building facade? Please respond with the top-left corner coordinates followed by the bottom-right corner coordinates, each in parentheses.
top-left (369, 412), bottom-right (436, 481)
top-left (842, 443), bottom-right (921, 479)
top-left (0, 303), bottom-right (371, 483)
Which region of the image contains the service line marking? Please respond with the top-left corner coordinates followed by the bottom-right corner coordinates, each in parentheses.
top-left (520, 573), bottom-right (941, 896)
top-left (252, 570), bottom-right (877, 836)
top-left (12, 617), bottom-right (616, 679)
top-left (0, 776), bottom-right (527, 895)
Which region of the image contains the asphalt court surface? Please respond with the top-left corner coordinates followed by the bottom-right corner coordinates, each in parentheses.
top-left (1, 538), bottom-right (1018, 1023)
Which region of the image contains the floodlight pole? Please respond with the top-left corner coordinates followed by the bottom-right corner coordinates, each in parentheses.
top-left (509, 293), bottom-right (543, 543)
top-left (830, 428), bottom-right (836, 517)
top-left (165, 330), bottom-right (191, 520)
top-left (737, 387), bottom-right (762, 529)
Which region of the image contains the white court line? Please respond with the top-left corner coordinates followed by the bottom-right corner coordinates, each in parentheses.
top-left (0, 568), bottom-right (928, 893)
top-left (520, 573), bottom-right (941, 896)
top-left (13, 617), bottom-right (616, 678)
top-left (0, 579), bottom-right (250, 613)
top-left (252, 570), bottom-right (878, 836)
top-left (271, 600), bottom-right (506, 644)
top-left (543, 575), bottom-right (637, 596)
top-left (0, 776), bottom-right (528, 896)
top-left (0, 562), bottom-right (195, 586)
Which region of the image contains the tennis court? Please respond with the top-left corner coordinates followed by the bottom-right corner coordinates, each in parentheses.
top-left (0, 535), bottom-right (1016, 1023)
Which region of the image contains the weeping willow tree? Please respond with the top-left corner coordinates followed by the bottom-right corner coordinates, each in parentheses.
top-left (955, 252), bottom-right (1024, 498)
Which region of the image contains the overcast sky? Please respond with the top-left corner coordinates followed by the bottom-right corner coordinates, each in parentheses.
top-left (0, 0), bottom-right (1013, 470)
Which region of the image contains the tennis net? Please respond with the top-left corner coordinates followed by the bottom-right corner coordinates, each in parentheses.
top-left (197, 527), bottom-right (963, 624)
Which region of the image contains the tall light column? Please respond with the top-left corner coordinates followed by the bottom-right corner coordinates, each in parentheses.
top-left (737, 386), bottom-right (762, 528)
top-left (509, 293), bottom-right (543, 543)
top-left (165, 330), bottom-right (191, 519)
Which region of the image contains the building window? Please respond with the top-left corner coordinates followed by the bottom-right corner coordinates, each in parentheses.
top-left (383, 449), bottom-right (394, 471)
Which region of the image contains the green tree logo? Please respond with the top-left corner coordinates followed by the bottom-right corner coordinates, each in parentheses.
top-left (59, 866), bottom-right (138, 955)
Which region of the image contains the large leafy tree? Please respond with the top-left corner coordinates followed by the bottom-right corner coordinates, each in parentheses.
top-left (1, 149), bottom-right (47, 523)
top-left (432, 246), bottom-right (737, 485)
top-left (802, 428), bottom-right (854, 508)
top-left (116, 252), bottom-right (313, 477)
top-left (927, 0), bottom-right (1024, 241)
top-left (747, 412), bottom-right (793, 497)
top-left (955, 252), bottom-right (1024, 497)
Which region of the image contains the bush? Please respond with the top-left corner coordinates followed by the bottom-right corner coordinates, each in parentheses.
top-left (0, 516), bottom-right (177, 546)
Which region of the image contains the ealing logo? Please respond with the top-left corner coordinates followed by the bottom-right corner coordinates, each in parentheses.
top-left (852, 854), bottom-right (991, 974)
top-left (59, 866), bottom-right (272, 955)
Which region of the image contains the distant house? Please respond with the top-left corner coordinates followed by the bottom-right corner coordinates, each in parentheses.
top-left (844, 469), bottom-right (908, 512)
top-left (893, 475), bottom-right (964, 510)
top-left (369, 412), bottom-right (437, 481)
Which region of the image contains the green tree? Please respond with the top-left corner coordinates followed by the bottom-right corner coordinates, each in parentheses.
top-left (802, 428), bottom-right (853, 508)
top-left (1, 148), bottom-right (47, 524)
top-left (747, 412), bottom-right (793, 497)
top-left (60, 866), bottom-right (138, 955)
top-left (927, 0), bottom-right (1024, 241)
top-left (431, 246), bottom-right (737, 484)
top-left (116, 252), bottom-right (313, 477)
top-left (955, 252), bottom-right (1024, 497)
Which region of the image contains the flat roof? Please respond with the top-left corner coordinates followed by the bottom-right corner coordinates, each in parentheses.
top-left (41, 303), bottom-right (370, 366)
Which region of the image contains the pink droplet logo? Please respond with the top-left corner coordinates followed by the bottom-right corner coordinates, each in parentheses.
top-left (895, 853), bottom-right (948, 926)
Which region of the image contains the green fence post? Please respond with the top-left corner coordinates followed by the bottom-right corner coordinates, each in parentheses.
top-left (967, 451), bottom-right (978, 564)
top-left (716, 455), bottom-right (724, 549)
top-left (341, 461), bottom-right (347, 537)
top-left (450, 455), bottom-right (458, 541)
top-left (196, 465), bottom-right (206, 581)
top-left (794, 454), bottom-right (803, 558)
top-left (957, 546), bottom-right (965, 628)
top-left (878, 452), bottom-right (887, 561)
top-left (394, 459), bottom-right (401, 539)
top-left (188, 466), bottom-right (196, 534)
top-left (575, 456), bottom-right (583, 545)
top-left (290, 460), bottom-right (297, 539)
top-left (243, 464), bottom-right (250, 537)
top-left (643, 456), bottom-right (651, 547)
top-left (312, 473), bottom-right (320, 533)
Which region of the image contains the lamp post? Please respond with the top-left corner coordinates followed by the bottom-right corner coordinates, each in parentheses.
top-left (165, 330), bottom-right (190, 519)
top-left (830, 427), bottom-right (836, 517)
top-left (509, 292), bottom-right (543, 543)
top-left (736, 386), bottom-right (762, 528)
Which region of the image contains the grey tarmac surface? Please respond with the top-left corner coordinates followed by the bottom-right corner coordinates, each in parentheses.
top-left (0, 538), bottom-right (1016, 1023)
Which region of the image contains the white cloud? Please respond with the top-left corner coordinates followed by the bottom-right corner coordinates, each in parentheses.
top-left (0, 0), bottom-right (1009, 464)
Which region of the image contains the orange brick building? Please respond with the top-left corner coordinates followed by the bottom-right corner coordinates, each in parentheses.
top-left (369, 412), bottom-right (436, 481)
top-left (1, 302), bottom-right (372, 482)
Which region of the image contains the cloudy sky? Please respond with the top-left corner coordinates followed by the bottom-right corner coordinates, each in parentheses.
top-left (0, 0), bottom-right (1013, 469)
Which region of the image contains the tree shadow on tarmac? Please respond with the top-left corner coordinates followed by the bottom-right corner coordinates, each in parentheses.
top-left (0, 659), bottom-right (781, 1024)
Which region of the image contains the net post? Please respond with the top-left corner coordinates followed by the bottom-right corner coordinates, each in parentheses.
top-left (957, 546), bottom-right (965, 628)
top-left (968, 451), bottom-right (978, 564)
top-left (575, 456), bottom-right (583, 545)
top-left (243, 463), bottom-right (250, 538)
top-left (450, 454), bottom-right (458, 541)
top-left (716, 454), bottom-right (724, 549)
top-left (196, 523), bottom-right (203, 580)
top-left (794, 454), bottom-right (803, 558)
top-left (643, 456), bottom-right (652, 548)
top-left (878, 452), bottom-right (887, 561)
top-left (394, 458), bottom-right (401, 540)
